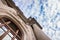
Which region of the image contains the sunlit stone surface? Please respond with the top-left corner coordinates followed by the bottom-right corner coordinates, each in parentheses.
top-left (13, 0), bottom-right (60, 40)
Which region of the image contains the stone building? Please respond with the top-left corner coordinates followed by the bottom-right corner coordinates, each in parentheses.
top-left (0, 0), bottom-right (51, 40)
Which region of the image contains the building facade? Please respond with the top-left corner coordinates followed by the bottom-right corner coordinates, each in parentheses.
top-left (0, 0), bottom-right (50, 40)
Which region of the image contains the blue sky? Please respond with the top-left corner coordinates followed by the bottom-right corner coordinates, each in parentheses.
top-left (12, 0), bottom-right (60, 40)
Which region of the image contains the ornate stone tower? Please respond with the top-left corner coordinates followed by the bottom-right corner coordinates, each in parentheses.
top-left (0, 0), bottom-right (51, 40)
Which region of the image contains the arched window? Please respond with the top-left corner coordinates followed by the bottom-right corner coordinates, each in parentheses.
top-left (0, 17), bottom-right (23, 40)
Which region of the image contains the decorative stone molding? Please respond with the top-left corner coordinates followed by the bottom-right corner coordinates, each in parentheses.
top-left (0, 0), bottom-right (51, 40)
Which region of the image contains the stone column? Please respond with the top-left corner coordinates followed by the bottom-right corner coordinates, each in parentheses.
top-left (32, 24), bottom-right (51, 40)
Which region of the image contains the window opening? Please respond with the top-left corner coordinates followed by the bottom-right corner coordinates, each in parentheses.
top-left (0, 17), bottom-right (22, 40)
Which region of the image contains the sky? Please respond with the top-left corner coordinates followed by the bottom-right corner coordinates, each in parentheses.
top-left (12, 0), bottom-right (60, 40)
